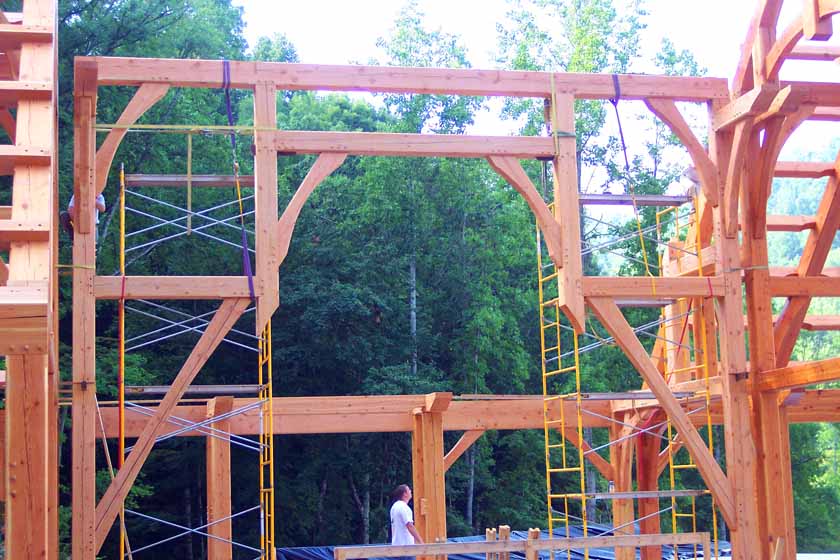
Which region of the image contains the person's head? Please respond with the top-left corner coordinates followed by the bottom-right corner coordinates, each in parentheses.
top-left (391, 484), bottom-right (412, 503)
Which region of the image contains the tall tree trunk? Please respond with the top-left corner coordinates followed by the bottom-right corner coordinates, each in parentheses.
top-left (363, 473), bottom-right (371, 544)
top-left (410, 251), bottom-right (417, 376)
top-left (584, 427), bottom-right (597, 523)
top-left (184, 485), bottom-right (194, 560)
top-left (348, 471), bottom-right (370, 544)
top-left (314, 476), bottom-right (328, 542)
top-left (466, 445), bottom-right (476, 529)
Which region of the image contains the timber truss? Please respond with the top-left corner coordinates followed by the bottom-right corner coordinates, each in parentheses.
top-left (1, 0), bottom-right (840, 559)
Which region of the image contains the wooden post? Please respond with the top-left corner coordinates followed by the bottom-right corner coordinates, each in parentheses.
top-left (485, 528), bottom-right (497, 560)
top-left (635, 428), bottom-right (662, 560)
top-left (71, 58), bottom-right (99, 560)
top-left (207, 396), bottom-right (234, 560)
top-left (741, 128), bottom-right (797, 559)
top-left (498, 525), bottom-right (510, 560)
top-left (525, 528), bottom-right (540, 560)
top-left (411, 408), bottom-right (447, 545)
top-left (608, 414), bottom-right (634, 560)
top-left (711, 99), bottom-right (763, 560)
top-left (253, 81), bottom-right (279, 333)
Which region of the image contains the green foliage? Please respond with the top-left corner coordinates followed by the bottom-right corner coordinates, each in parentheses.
top-left (50, 0), bottom-right (840, 555)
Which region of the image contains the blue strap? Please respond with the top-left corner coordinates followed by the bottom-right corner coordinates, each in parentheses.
top-left (222, 59), bottom-right (255, 302)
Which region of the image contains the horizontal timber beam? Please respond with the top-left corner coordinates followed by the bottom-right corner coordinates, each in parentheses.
top-left (769, 276), bottom-right (840, 296)
top-left (774, 161), bottom-right (835, 178)
top-left (582, 276), bottom-right (724, 299)
top-left (94, 276), bottom-right (254, 299)
top-left (80, 57), bottom-right (730, 101)
top-left (125, 174), bottom-right (254, 188)
top-left (273, 131), bottom-right (555, 158)
top-left (757, 356), bottom-right (840, 392)
top-left (50, 388), bottom-right (840, 439)
top-left (786, 45), bottom-right (840, 61)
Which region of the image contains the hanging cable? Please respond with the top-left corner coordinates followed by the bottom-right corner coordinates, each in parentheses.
top-left (608, 75), bottom-right (656, 292)
top-left (222, 59), bottom-right (256, 302)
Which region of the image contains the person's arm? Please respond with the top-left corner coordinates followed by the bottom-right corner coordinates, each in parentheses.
top-left (95, 194), bottom-right (106, 212)
top-left (406, 521), bottom-right (423, 544)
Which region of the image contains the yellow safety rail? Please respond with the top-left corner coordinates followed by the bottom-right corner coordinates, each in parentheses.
top-left (655, 199), bottom-right (719, 559)
top-left (536, 202), bottom-right (588, 560)
top-left (259, 322), bottom-right (276, 559)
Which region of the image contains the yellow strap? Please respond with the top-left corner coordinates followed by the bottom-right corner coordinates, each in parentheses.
top-left (186, 133), bottom-right (193, 235)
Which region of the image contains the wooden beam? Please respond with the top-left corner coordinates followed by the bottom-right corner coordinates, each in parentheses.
top-left (487, 156), bottom-right (564, 280)
top-left (253, 81), bottom-right (279, 332)
top-left (787, 44), bottom-right (840, 60)
top-left (810, 106), bottom-right (840, 120)
top-left (206, 397), bottom-right (233, 560)
top-left (83, 57), bottom-right (730, 101)
top-left (585, 297), bottom-right (736, 526)
top-left (804, 0), bottom-right (834, 40)
top-left (770, 276), bottom-right (840, 296)
top-left (550, 92), bottom-right (585, 332)
top-left (94, 83), bottom-right (169, 196)
top-left (5, 354), bottom-right (49, 558)
top-left (93, 298), bottom-right (249, 552)
top-left (124, 174), bottom-right (254, 188)
top-left (783, 80), bottom-right (840, 106)
top-left (275, 153), bottom-right (346, 266)
top-left (775, 161), bottom-right (835, 178)
top-left (0, 218), bottom-right (49, 241)
top-left (582, 276), bottom-right (723, 299)
top-left (94, 275), bottom-right (253, 300)
top-left (411, 409), bottom-right (446, 544)
top-left (89, 388), bottom-right (840, 439)
top-left (275, 130), bottom-right (555, 158)
top-left (424, 392), bottom-right (453, 413)
top-left (443, 430), bottom-right (484, 472)
top-left (645, 98), bottom-right (718, 206)
top-left (334, 532), bottom-right (712, 560)
top-left (712, 85), bottom-right (777, 132)
top-left (757, 356), bottom-right (840, 391)
top-left (775, 152), bottom-right (840, 365)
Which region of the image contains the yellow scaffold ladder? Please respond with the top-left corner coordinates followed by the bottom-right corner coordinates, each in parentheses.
top-left (536, 202), bottom-right (588, 560)
top-left (656, 199), bottom-right (719, 560)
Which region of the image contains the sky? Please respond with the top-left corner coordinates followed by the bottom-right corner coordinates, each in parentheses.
top-left (230, 1), bottom-right (840, 160)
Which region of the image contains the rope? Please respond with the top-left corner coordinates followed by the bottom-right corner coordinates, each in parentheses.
top-left (608, 74), bottom-right (656, 293)
top-left (222, 59), bottom-right (256, 302)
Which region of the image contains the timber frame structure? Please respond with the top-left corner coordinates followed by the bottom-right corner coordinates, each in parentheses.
top-left (3, 0), bottom-right (840, 558)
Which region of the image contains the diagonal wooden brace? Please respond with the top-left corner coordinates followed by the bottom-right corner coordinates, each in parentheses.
top-left (93, 297), bottom-right (250, 551)
top-left (586, 296), bottom-right (736, 527)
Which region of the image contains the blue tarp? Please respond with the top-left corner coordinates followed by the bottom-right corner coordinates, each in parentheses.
top-left (277, 526), bottom-right (731, 560)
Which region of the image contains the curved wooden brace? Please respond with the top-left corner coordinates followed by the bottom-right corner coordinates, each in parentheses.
top-left (0, 255), bottom-right (8, 285)
top-left (766, 0), bottom-right (840, 83)
top-left (486, 156), bottom-right (562, 263)
top-left (274, 153), bottom-right (347, 266)
top-left (753, 103), bottom-right (816, 238)
top-left (645, 98), bottom-right (718, 207)
top-left (724, 120), bottom-right (754, 238)
top-left (733, 1), bottom-right (784, 94)
top-left (94, 83), bottom-right (170, 195)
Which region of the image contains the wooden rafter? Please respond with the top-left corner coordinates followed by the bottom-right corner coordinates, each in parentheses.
top-left (774, 148), bottom-right (840, 366)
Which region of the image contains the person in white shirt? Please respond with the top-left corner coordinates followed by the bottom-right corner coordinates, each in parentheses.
top-left (390, 484), bottom-right (423, 559)
top-left (60, 193), bottom-right (106, 240)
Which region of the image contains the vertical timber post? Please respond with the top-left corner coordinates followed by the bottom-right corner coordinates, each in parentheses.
top-left (71, 58), bottom-right (98, 560)
top-left (207, 396), bottom-right (234, 560)
top-left (711, 100), bottom-right (762, 560)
